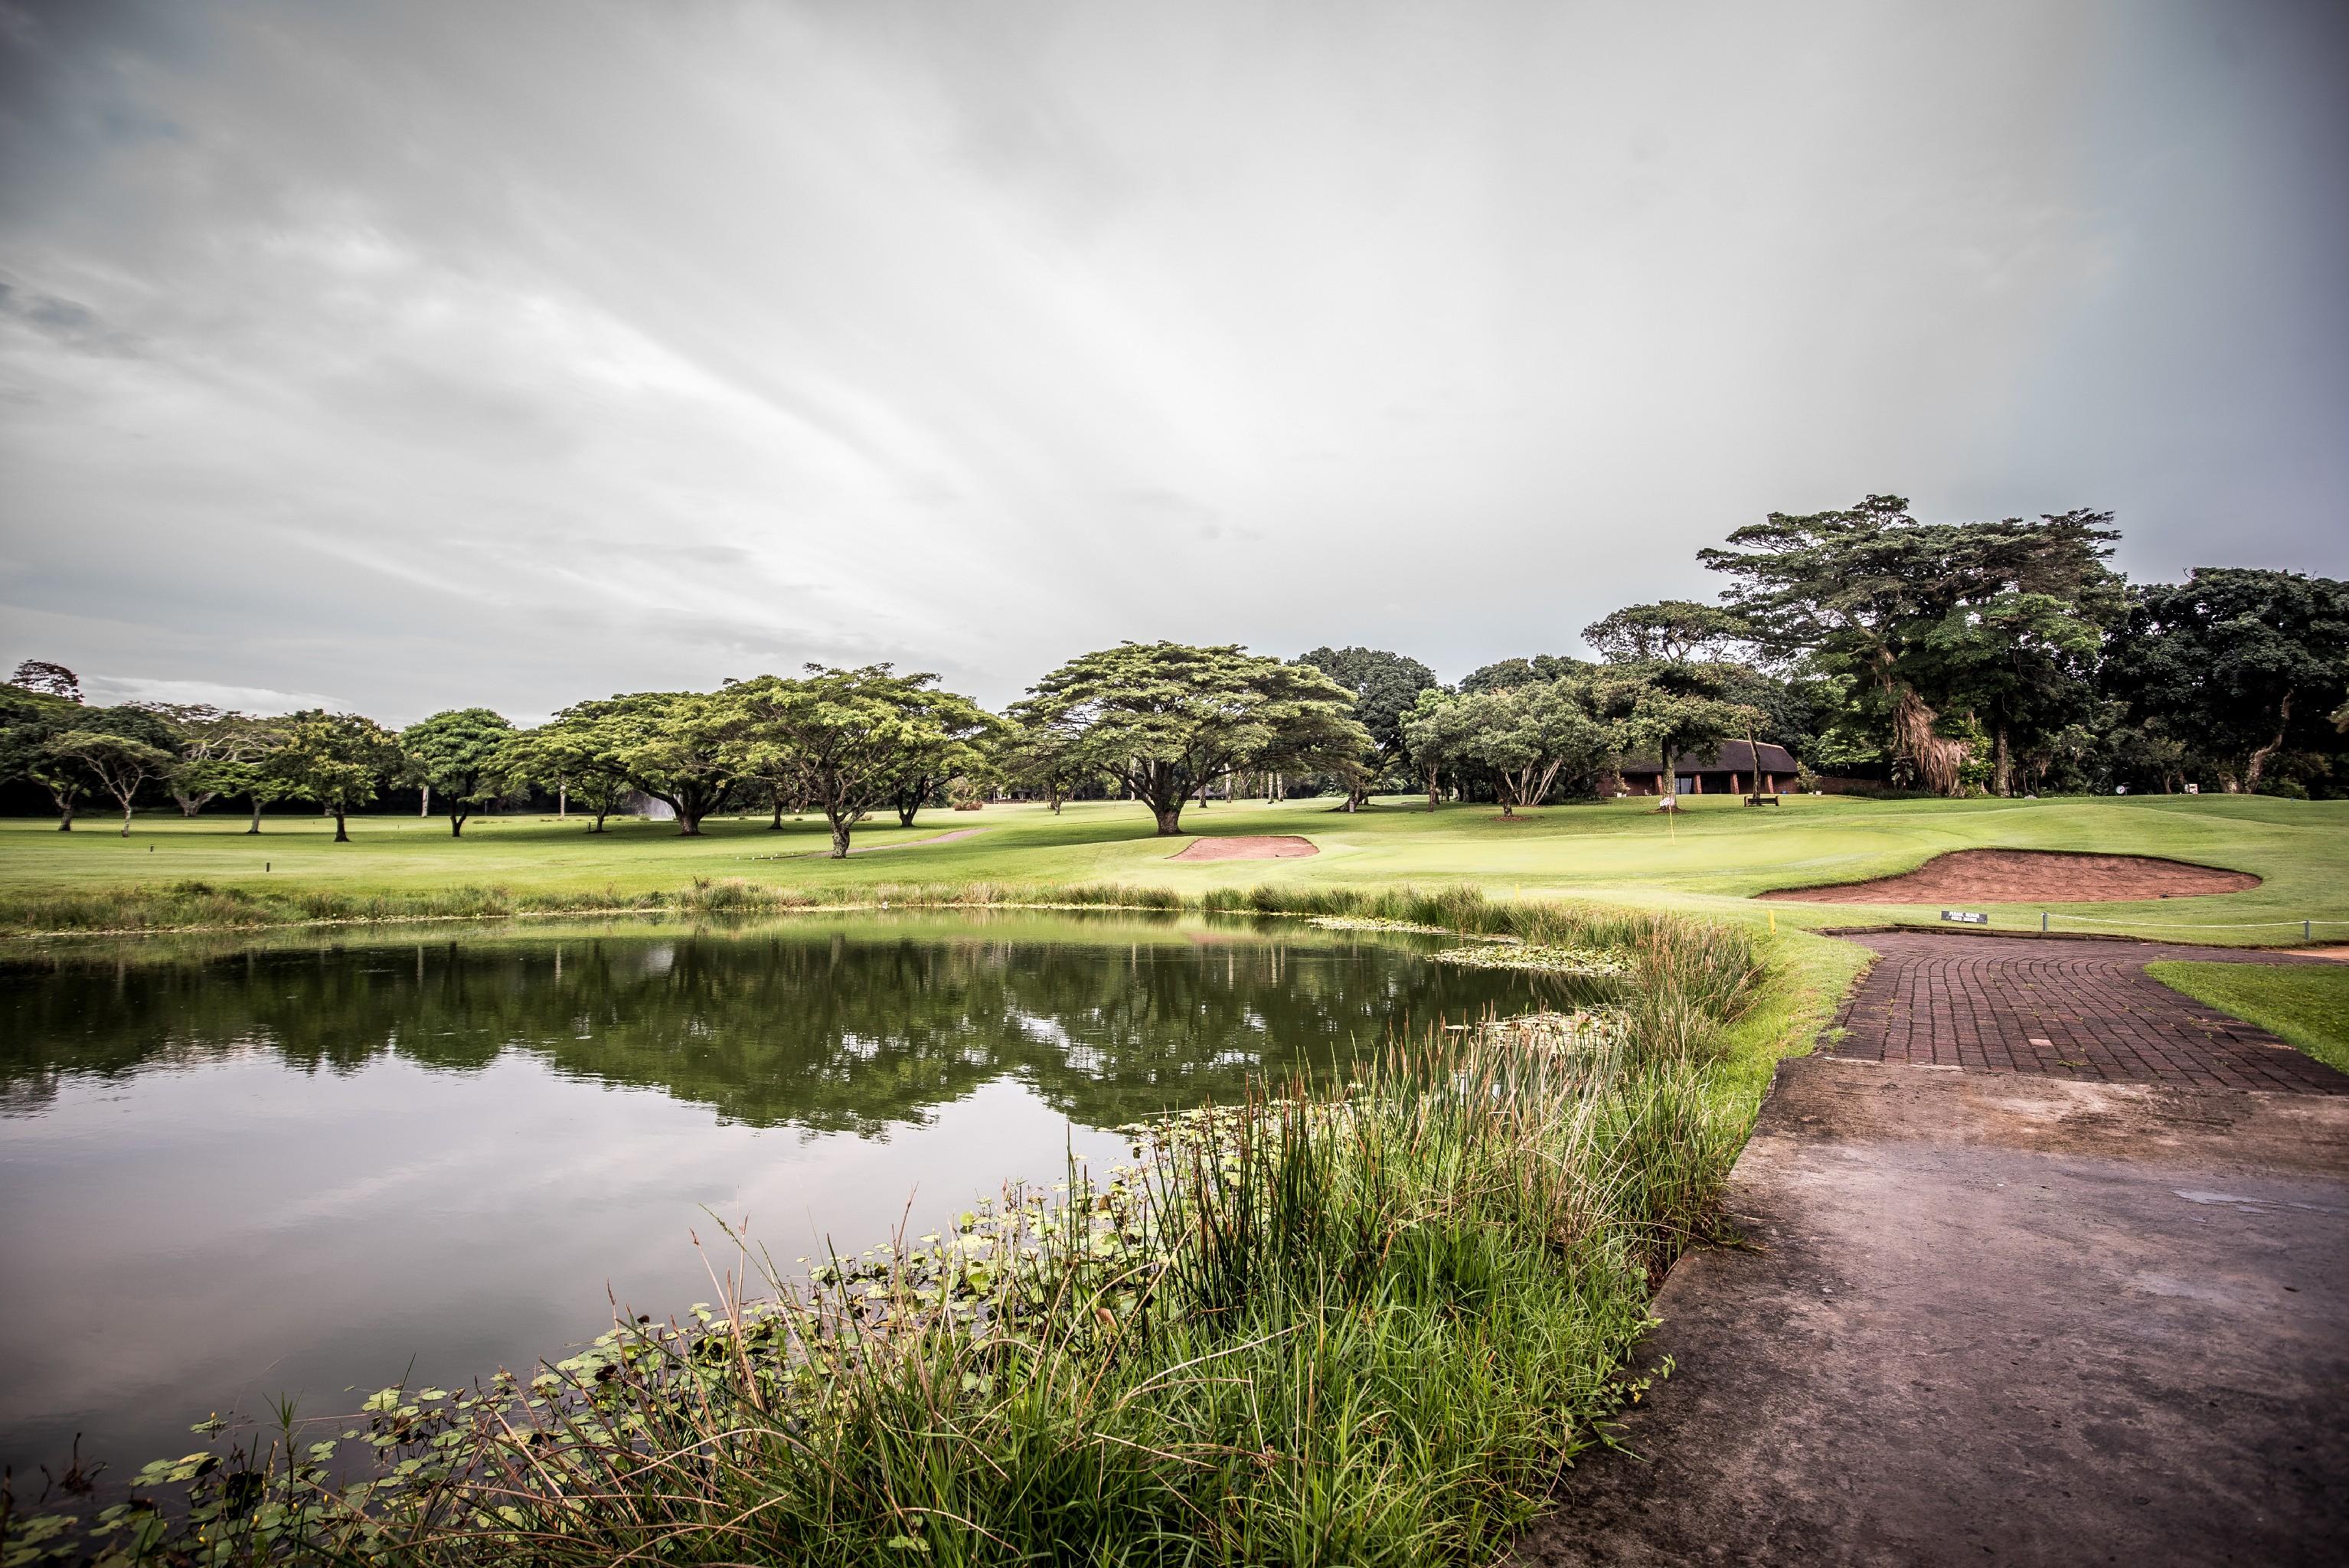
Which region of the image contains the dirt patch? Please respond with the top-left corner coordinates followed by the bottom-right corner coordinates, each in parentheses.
top-left (1168, 835), bottom-right (1318, 861)
top-left (1759, 848), bottom-right (2258, 903)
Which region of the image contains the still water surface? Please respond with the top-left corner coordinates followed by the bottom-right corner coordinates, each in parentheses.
top-left (0, 911), bottom-right (1570, 1477)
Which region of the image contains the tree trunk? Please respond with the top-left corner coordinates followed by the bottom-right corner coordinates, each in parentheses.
top-left (2243, 692), bottom-right (2293, 792)
top-left (558, 782), bottom-right (567, 818)
top-left (1153, 802), bottom-right (1185, 835)
top-left (828, 818), bottom-right (852, 858)
top-left (420, 783), bottom-right (430, 817)
top-left (1991, 725), bottom-right (2011, 798)
top-left (897, 803), bottom-right (919, 828)
top-left (678, 812), bottom-right (702, 837)
top-left (120, 802), bottom-right (134, 836)
top-left (57, 799), bottom-right (72, 831)
top-left (449, 812), bottom-right (465, 837)
top-left (1890, 688), bottom-right (1968, 797)
top-left (592, 804), bottom-right (609, 833)
top-left (333, 808), bottom-right (350, 843)
top-left (247, 798), bottom-right (263, 834)
top-left (1425, 766), bottom-right (1439, 810)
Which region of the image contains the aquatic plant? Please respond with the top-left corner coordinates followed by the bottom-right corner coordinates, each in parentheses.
top-left (1428, 942), bottom-right (1631, 978)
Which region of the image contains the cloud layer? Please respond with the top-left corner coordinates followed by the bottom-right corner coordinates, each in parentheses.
top-left (3, 0), bottom-right (2344, 722)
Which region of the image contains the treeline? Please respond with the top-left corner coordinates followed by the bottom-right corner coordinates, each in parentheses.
top-left (6, 495), bottom-right (2346, 844)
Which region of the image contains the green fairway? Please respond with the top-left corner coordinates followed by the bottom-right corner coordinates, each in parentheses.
top-left (2146, 960), bottom-right (2349, 1074)
top-left (2, 791), bottom-right (2344, 949)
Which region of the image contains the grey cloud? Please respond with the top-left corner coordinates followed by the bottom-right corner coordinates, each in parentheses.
top-left (1, 0), bottom-right (2343, 724)
top-left (0, 281), bottom-right (142, 355)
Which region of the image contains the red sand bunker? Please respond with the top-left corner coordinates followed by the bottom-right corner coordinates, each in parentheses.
top-left (1170, 835), bottom-right (1319, 861)
top-left (1759, 848), bottom-right (2259, 904)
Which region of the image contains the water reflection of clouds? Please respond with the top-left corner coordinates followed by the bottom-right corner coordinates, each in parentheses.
top-left (0, 921), bottom-right (1569, 1481)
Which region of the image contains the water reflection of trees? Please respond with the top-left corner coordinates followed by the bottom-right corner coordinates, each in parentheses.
top-left (1, 928), bottom-right (1582, 1132)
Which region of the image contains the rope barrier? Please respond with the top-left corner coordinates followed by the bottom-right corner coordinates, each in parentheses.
top-left (2034, 911), bottom-right (2348, 933)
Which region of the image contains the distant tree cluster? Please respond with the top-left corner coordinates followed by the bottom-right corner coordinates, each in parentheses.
top-left (5, 500), bottom-right (2343, 838)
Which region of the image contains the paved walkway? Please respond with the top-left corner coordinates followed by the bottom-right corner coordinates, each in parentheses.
top-left (1829, 932), bottom-right (2344, 1093)
top-left (1514, 933), bottom-right (2349, 1566)
top-left (1514, 1060), bottom-right (2349, 1567)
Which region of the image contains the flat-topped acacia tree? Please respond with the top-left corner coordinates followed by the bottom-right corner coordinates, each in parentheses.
top-left (498, 702), bottom-right (637, 833)
top-left (1013, 642), bottom-right (1370, 836)
top-left (606, 691), bottom-right (743, 836)
top-left (722, 666), bottom-right (997, 858)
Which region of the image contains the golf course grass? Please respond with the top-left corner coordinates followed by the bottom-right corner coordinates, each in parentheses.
top-left (2147, 961), bottom-right (2349, 1075)
top-left (3, 792), bottom-right (2342, 947)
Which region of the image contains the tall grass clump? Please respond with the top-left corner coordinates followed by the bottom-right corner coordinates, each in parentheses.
top-left (4, 908), bottom-right (1763, 1568)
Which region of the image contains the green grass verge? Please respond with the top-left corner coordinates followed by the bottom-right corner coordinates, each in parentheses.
top-left (2146, 961), bottom-right (2349, 1075)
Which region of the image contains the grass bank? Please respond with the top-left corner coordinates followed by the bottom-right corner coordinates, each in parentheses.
top-left (2146, 961), bottom-right (2349, 1075)
top-left (5, 901), bottom-right (1771, 1567)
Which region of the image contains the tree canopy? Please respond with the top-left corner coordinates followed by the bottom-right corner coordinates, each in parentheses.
top-left (1700, 496), bottom-right (2121, 795)
top-left (1292, 646), bottom-right (1440, 796)
top-left (400, 708), bottom-right (516, 836)
top-left (2103, 569), bottom-right (2349, 793)
top-left (1, 691), bottom-right (175, 830)
top-left (8, 661), bottom-right (82, 703)
top-left (47, 729), bottom-right (178, 835)
top-left (723, 666), bottom-right (997, 857)
top-left (265, 710), bottom-right (402, 841)
top-left (1459, 654), bottom-right (1586, 695)
top-left (1579, 601), bottom-right (1751, 665)
top-left (1013, 642), bottom-right (1369, 835)
top-left (1442, 681), bottom-right (1615, 815)
top-left (501, 702), bottom-right (639, 833)
top-left (603, 691), bottom-right (743, 836)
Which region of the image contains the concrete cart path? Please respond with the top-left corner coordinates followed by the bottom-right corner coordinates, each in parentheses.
top-left (1512, 1058), bottom-right (2349, 1566)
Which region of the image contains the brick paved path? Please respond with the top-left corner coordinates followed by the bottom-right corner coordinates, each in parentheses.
top-left (1829, 931), bottom-right (2347, 1093)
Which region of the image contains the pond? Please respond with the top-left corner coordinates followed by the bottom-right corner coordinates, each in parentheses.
top-left (0, 910), bottom-right (1585, 1479)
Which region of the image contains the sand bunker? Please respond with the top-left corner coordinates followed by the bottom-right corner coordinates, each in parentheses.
top-left (1759, 848), bottom-right (2259, 904)
top-left (1170, 835), bottom-right (1319, 861)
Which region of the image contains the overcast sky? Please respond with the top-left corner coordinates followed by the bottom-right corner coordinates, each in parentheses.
top-left (2, 0), bottom-right (2344, 724)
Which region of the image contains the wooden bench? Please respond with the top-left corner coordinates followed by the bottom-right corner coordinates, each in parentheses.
top-left (1744, 794), bottom-right (1781, 806)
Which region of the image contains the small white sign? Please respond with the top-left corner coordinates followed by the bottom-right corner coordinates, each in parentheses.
top-left (1941, 910), bottom-right (1989, 926)
top-left (2185, 782), bottom-right (2200, 795)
